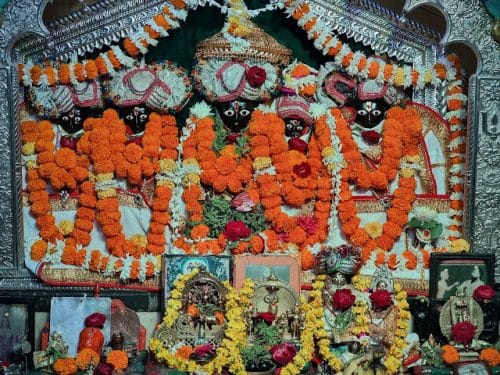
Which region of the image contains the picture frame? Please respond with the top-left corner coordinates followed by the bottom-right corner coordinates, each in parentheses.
top-left (429, 253), bottom-right (495, 301)
top-left (0, 297), bottom-right (35, 370)
top-left (233, 254), bottom-right (301, 293)
top-left (453, 360), bottom-right (491, 375)
top-left (163, 254), bottom-right (232, 304)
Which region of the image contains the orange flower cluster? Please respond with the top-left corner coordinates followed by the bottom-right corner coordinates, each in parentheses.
top-left (336, 107), bottom-right (423, 262)
top-left (441, 345), bottom-right (459, 365)
top-left (76, 348), bottom-right (100, 370)
top-left (248, 111), bottom-right (332, 265)
top-left (18, 1), bottom-right (187, 86)
top-left (71, 180), bottom-right (96, 246)
top-left (183, 116), bottom-right (253, 194)
top-left (147, 114), bottom-right (178, 255)
top-left (53, 357), bottom-right (77, 375)
top-left (21, 121), bottom-right (62, 245)
top-left (480, 348), bottom-right (500, 367)
top-left (106, 350), bottom-right (128, 370)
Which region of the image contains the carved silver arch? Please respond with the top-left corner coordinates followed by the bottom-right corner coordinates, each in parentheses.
top-left (0, 0), bottom-right (498, 288)
top-left (404, 0), bottom-right (500, 280)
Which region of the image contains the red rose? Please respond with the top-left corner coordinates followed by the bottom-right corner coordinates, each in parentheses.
top-left (84, 312), bottom-right (106, 328)
top-left (297, 216), bottom-right (318, 235)
top-left (293, 162), bottom-right (311, 178)
top-left (246, 66), bottom-right (267, 88)
top-left (361, 130), bottom-right (381, 144)
top-left (451, 321), bottom-right (476, 344)
top-left (369, 289), bottom-right (392, 310)
top-left (473, 285), bottom-right (495, 302)
top-left (224, 221), bottom-right (251, 241)
top-left (256, 311), bottom-right (276, 325)
top-left (226, 133), bottom-right (240, 143)
top-left (94, 363), bottom-right (114, 375)
top-left (270, 343), bottom-right (297, 365)
top-left (288, 138), bottom-right (308, 154)
top-left (332, 289), bottom-right (356, 311)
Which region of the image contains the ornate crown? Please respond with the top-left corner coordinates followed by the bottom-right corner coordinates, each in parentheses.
top-left (195, 19), bottom-right (292, 65)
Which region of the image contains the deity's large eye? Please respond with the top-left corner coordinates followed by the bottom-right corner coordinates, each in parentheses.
top-left (286, 123), bottom-right (293, 129)
top-left (62, 115), bottom-right (69, 122)
top-left (224, 109), bottom-right (235, 117)
top-left (139, 114), bottom-right (148, 121)
top-left (239, 109), bottom-right (251, 117)
top-left (372, 109), bottom-right (382, 116)
top-left (126, 114), bottom-right (134, 121)
top-left (74, 116), bottom-right (82, 123)
top-left (357, 109), bottom-right (368, 116)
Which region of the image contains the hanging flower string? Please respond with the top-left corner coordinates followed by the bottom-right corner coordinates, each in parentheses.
top-left (283, 0), bottom-right (458, 90)
top-left (18, 0), bottom-right (190, 87)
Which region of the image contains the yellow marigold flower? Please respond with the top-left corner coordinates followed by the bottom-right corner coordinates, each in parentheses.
top-left (157, 179), bottom-right (175, 189)
top-left (95, 172), bottom-right (113, 183)
top-left (160, 158), bottom-right (176, 173)
top-left (131, 234), bottom-right (147, 247)
top-left (253, 156), bottom-right (272, 170)
top-left (365, 221), bottom-right (383, 239)
top-left (405, 154), bottom-right (421, 163)
top-left (182, 172), bottom-right (200, 186)
top-left (58, 220), bottom-right (74, 236)
top-left (321, 146), bottom-right (335, 158)
top-left (424, 70), bottom-right (433, 84)
top-left (384, 355), bottom-right (401, 374)
top-left (393, 67), bottom-right (406, 87)
top-left (26, 160), bottom-right (37, 170)
top-left (97, 188), bottom-right (116, 199)
top-left (400, 168), bottom-right (414, 178)
top-left (449, 238), bottom-right (470, 253)
top-left (22, 142), bottom-right (35, 156)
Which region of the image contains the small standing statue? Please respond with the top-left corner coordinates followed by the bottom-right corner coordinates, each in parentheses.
top-left (78, 312), bottom-right (106, 354)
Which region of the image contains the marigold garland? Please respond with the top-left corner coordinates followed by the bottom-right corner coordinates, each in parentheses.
top-left (336, 106), bottom-right (423, 262)
top-left (18, 0), bottom-right (189, 87)
top-left (248, 110), bottom-right (333, 260)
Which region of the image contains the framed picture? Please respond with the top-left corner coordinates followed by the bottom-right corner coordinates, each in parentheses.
top-left (0, 297), bottom-right (34, 370)
top-left (163, 255), bottom-right (232, 302)
top-left (233, 254), bottom-right (301, 293)
top-left (429, 253), bottom-right (495, 301)
top-left (453, 360), bottom-right (491, 375)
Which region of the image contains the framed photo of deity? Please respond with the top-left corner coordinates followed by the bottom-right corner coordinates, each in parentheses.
top-left (163, 254), bottom-right (232, 304)
top-left (0, 297), bottom-right (34, 371)
top-left (429, 253), bottom-right (495, 301)
top-left (453, 360), bottom-right (491, 375)
top-left (233, 254), bottom-right (301, 293)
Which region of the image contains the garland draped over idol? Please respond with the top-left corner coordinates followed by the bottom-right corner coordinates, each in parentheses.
top-left (20, 0), bottom-right (468, 279)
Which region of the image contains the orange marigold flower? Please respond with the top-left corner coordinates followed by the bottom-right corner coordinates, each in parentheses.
top-left (190, 224), bottom-right (210, 240)
top-left (31, 240), bottom-right (48, 261)
top-left (53, 357), bottom-right (77, 375)
top-left (106, 350), bottom-right (128, 370)
top-left (300, 249), bottom-right (315, 270)
top-left (479, 348), bottom-right (500, 367)
top-left (175, 345), bottom-right (194, 361)
top-left (76, 348), bottom-right (99, 370)
top-left (441, 345), bottom-right (459, 365)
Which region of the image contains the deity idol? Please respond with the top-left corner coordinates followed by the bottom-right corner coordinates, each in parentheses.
top-left (317, 58), bottom-right (453, 276)
top-left (22, 61), bottom-right (192, 283)
top-left (172, 8), bottom-right (292, 255)
top-left (27, 80), bottom-right (103, 150)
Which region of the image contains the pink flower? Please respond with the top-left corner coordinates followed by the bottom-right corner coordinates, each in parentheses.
top-left (84, 312), bottom-right (106, 328)
top-left (293, 162), bottom-right (311, 178)
top-left (473, 285), bottom-right (495, 302)
top-left (451, 321), bottom-right (476, 344)
top-left (369, 289), bottom-right (392, 310)
top-left (224, 221), bottom-right (251, 241)
top-left (194, 343), bottom-right (215, 357)
top-left (246, 66), bottom-right (267, 87)
top-left (278, 232), bottom-right (289, 242)
top-left (94, 363), bottom-right (114, 375)
top-left (297, 216), bottom-right (318, 235)
top-left (288, 138), bottom-right (308, 154)
top-left (231, 192), bottom-right (255, 212)
top-left (256, 312), bottom-right (276, 325)
top-left (361, 130), bottom-right (381, 144)
top-left (332, 289), bottom-right (356, 310)
top-left (270, 343), bottom-right (297, 365)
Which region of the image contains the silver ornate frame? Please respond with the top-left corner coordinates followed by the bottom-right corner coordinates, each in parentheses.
top-left (0, 0), bottom-right (498, 289)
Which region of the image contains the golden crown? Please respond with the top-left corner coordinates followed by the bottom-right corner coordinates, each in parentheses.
top-left (195, 19), bottom-right (292, 65)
